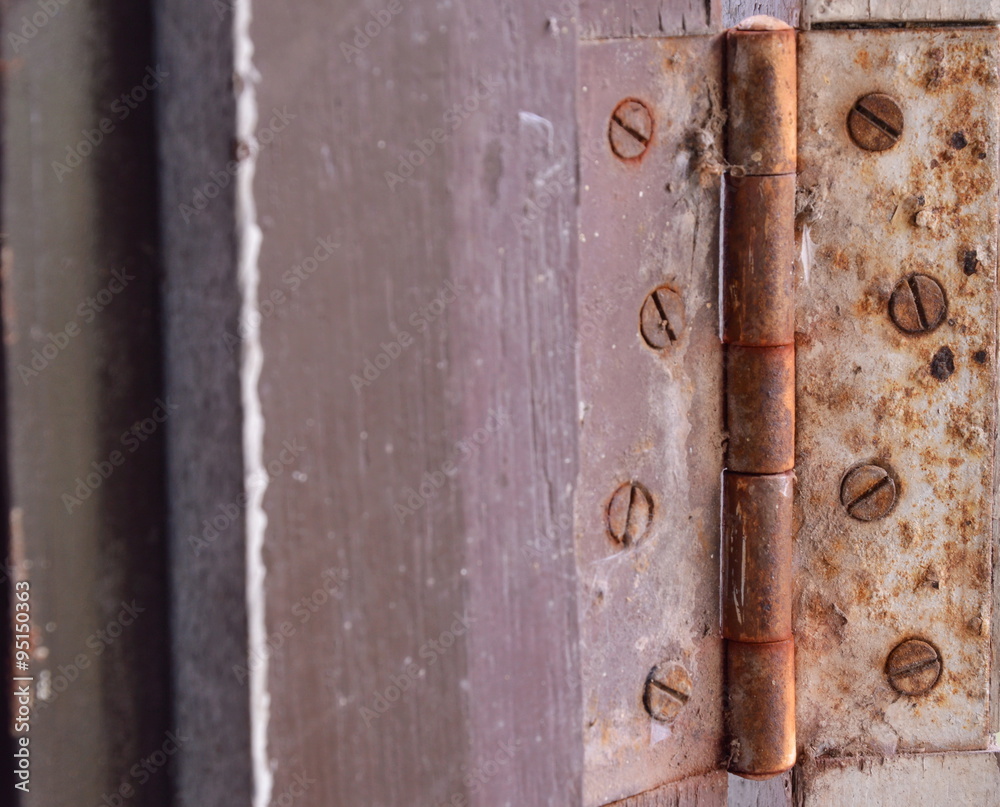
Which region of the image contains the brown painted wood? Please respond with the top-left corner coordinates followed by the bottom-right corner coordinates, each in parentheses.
top-left (248, 0), bottom-right (581, 805)
top-left (2, 1), bottom-right (170, 804)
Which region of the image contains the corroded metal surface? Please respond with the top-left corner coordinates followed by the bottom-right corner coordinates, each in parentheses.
top-left (726, 345), bottom-right (796, 474)
top-left (726, 639), bottom-right (796, 778)
top-left (577, 36), bottom-right (725, 805)
top-left (723, 472), bottom-right (794, 643)
top-left (796, 28), bottom-right (999, 758)
top-left (726, 27), bottom-right (797, 176)
top-left (723, 20), bottom-right (798, 782)
top-left (723, 175), bottom-right (797, 347)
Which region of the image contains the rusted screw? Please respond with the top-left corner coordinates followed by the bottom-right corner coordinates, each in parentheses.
top-left (840, 464), bottom-right (896, 521)
top-left (609, 99), bottom-right (653, 160)
top-left (607, 482), bottom-right (653, 546)
top-left (639, 286), bottom-right (684, 350)
top-left (886, 639), bottom-right (941, 695)
top-left (644, 661), bottom-right (692, 722)
top-left (848, 93), bottom-right (904, 152)
top-left (889, 274), bottom-right (947, 334)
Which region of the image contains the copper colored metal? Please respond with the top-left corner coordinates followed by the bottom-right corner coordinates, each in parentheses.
top-left (643, 661), bottom-right (693, 722)
top-left (727, 639), bottom-right (796, 779)
top-left (723, 472), bottom-right (794, 643)
top-left (726, 345), bottom-right (795, 474)
top-left (723, 174), bottom-right (796, 346)
top-left (726, 27), bottom-right (796, 175)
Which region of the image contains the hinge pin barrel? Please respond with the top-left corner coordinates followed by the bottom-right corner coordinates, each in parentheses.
top-left (722, 16), bottom-right (797, 780)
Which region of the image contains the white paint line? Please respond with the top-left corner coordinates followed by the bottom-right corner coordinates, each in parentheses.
top-left (234, 1), bottom-right (272, 805)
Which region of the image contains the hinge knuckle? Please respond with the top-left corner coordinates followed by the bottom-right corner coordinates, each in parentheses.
top-left (723, 18), bottom-right (798, 781)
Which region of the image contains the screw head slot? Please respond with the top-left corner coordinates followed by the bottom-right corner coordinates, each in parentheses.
top-left (889, 274), bottom-right (947, 334)
top-left (848, 93), bottom-right (903, 152)
top-left (609, 99), bottom-right (653, 160)
top-left (886, 639), bottom-right (941, 696)
top-left (607, 482), bottom-right (653, 547)
top-left (639, 285), bottom-right (684, 350)
top-left (644, 661), bottom-right (692, 722)
top-left (841, 464), bottom-right (897, 522)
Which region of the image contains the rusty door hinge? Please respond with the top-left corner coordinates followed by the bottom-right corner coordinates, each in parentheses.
top-left (721, 16), bottom-right (797, 780)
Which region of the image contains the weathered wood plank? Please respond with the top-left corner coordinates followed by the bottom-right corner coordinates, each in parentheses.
top-left (579, 0), bottom-right (721, 39)
top-left (247, 0), bottom-right (582, 805)
top-left (728, 773), bottom-right (792, 807)
top-left (804, 0), bottom-right (1000, 26)
top-left (609, 771), bottom-right (729, 805)
top-left (722, 1), bottom-right (801, 27)
top-left (794, 753), bottom-right (1000, 804)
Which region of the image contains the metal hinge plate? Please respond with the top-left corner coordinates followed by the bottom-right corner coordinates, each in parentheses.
top-left (576, 24), bottom-right (999, 806)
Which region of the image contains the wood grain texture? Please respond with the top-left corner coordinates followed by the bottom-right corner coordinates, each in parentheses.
top-left (579, 0), bottom-right (721, 38)
top-left (803, 0), bottom-right (1000, 25)
top-left (155, 0), bottom-right (253, 804)
top-left (794, 753), bottom-right (1000, 804)
top-left (728, 773), bottom-right (792, 807)
top-left (2, 1), bottom-right (170, 804)
top-left (248, 0), bottom-right (581, 805)
top-left (722, 1), bottom-right (801, 27)
top-left (607, 771), bottom-right (728, 805)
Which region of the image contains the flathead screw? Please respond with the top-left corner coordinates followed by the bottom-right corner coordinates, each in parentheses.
top-left (640, 286), bottom-right (684, 350)
top-left (607, 482), bottom-right (653, 547)
top-left (848, 93), bottom-right (903, 152)
top-left (609, 99), bottom-right (653, 160)
top-left (889, 274), bottom-right (947, 334)
top-left (886, 639), bottom-right (941, 695)
top-left (841, 464), bottom-right (896, 521)
top-left (644, 661), bottom-right (692, 722)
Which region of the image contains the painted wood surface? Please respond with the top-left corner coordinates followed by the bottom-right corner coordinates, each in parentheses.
top-left (2, 1), bottom-right (170, 805)
top-left (246, 0), bottom-right (582, 804)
